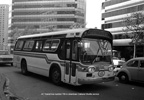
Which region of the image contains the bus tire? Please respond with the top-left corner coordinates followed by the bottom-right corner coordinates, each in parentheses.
top-left (50, 66), bottom-right (61, 85)
top-left (118, 72), bottom-right (129, 83)
top-left (21, 59), bottom-right (28, 75)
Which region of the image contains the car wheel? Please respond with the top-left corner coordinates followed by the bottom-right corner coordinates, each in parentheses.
top-left (21, 60), bottom-right (28, 75)
top-left (118, 73), bottom-right (129, 83)
top-left (51, 67), bottom-right (61, 85)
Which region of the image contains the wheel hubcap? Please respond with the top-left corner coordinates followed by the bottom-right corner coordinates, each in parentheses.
top-left (22, 67), bottom-right (25, 73)
top-left (53, 71), bottom-right (59, 81)
top-left (121, 75), bottom-right (126, 80)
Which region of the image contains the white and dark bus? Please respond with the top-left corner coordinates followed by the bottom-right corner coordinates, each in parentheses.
top-left (13, 28), bottom-right (115, 86)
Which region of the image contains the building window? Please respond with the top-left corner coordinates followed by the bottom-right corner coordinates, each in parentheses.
top-left (102, 23), bottom-right (112, 29)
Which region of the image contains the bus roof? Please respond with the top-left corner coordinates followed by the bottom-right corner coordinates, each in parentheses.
top-left (18, 28), bottom-right (88, 39)
top-left (17, 28), bottom-right (112, 42)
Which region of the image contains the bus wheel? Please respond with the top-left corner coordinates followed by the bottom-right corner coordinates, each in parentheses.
top-left (21, 60), bottom-right (28, 75)
top-left (51, 67), bottom-right (61, 85)
top-left (118, 73), bottom-right (129, 83)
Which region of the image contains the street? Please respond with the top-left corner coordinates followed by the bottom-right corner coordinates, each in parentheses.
top-left (0, 64), bottom-right (144, 100)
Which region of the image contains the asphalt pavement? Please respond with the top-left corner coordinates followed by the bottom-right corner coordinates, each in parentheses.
top-left (1, 64), bottom-right (144, 100)
top-left (0, 72), bottom-right (26, 100)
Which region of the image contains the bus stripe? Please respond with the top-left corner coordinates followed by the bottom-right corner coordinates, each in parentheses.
top-left (13, 52), bottom-right (88, 68)
top-left (13, 51), bottom-right (64, 65)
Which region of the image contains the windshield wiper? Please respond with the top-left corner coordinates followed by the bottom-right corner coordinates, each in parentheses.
top-left (92, 50), bottom-right (100, 64)
top-left (92, 56), bottom-right (99, 64)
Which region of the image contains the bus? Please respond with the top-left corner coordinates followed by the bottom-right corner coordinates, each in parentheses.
top-left (13, 28), bottom-right (115, 86)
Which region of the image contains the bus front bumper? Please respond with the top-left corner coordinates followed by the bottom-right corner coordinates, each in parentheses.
top-left (78, 76), bottom-right (115, 84)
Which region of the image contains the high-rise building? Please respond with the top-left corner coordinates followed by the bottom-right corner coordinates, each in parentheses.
top-left (11, 0), bottom-right (86, 32)
top-left (102, 0), bottom-right (144, 60)
top-left (10, 0), bottom-right (86, 50)
top-left (0, 4), bottom-right (9, 50)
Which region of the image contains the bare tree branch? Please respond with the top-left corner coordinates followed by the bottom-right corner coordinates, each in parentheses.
top-left (122, 12), bottom-right (144, 58)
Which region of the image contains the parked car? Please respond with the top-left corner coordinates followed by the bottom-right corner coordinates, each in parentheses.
top-left (0, 50), bottom-right (13, 66)
top-left (117, 57), bottom-right (144, 83)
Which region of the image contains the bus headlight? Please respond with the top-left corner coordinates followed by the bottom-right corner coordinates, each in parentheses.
top-left (88, 66), bottom-right (95, 73)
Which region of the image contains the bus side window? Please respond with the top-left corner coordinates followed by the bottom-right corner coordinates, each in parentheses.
top-left (23, 40), bottom-right (34, 51)
top-left (34, 41), bottom-right (43, 51)
top-left (43, 39), bottom-right (60, 52)
top-left (59, 41), bottom-right (66, 60)
top-left (43, 41), bottom-right (51, 51)
top-left (66, 41), bottom-right (71, 59)
top-left (59, 40), bottom-right (71, 60)
top-left (15, 40), bottom-right (24, 50)
top-left (72, 40), bottom-right (78, 60)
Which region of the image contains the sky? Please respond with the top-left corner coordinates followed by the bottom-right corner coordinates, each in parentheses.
top-left (0, 0), bottom-right (102, 29)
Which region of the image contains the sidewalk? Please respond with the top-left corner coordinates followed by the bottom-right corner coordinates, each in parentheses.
top-left (0, 73), bottom-right (26, 100)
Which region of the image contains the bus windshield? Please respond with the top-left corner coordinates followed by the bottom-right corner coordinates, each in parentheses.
top-left (79, 39), bottom-right (112, 64)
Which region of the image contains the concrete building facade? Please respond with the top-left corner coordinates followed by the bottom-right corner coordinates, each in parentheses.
top-left (102, 0), bottom-right (144, 60)
top-left (11, 0), bottom-right (86, 32)
top-left (0, 4), bottom-right (9, 50)
top-left (9, 0), bottom-right (86, 50)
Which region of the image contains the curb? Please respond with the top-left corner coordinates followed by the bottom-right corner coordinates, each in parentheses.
top-left (0, 73), bottom-right (7, 100)
top-left (0, 73), bottom-right (28, 100)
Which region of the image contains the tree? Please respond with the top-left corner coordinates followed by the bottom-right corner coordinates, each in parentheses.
top-left (8, 27), bottom-right (18, 37)
top-left (9, 26), bottom-right (38, 44)
top-left (21, 26), bottom-right (38, 35)
top-left (122, 12), bottom-right (144, 58)
top-left (48, 26), bottom-right (54, 32)
top-left (8, 27), bottom-right (22, 43)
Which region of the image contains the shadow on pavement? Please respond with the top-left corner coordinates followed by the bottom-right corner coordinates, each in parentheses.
top-left (127, 81), bottom-right (144, 88)
top-left (15, 71), bottom-right (112, 93)
top-left (60, 83), bottom-right (111, 93)
top-left (114, 77), bottom-right (144, 88)
top-left (0, 64), bottom-right (12, 67)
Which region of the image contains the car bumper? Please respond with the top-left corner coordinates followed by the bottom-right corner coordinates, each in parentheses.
top-left (113, 66), bottom-right (121, 75)
top-left (78, 76), bottom-right (115, 84)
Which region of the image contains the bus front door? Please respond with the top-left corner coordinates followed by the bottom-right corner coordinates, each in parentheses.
top-left (64, 40), bottom-right (77, 85)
